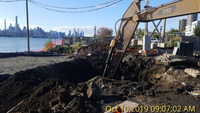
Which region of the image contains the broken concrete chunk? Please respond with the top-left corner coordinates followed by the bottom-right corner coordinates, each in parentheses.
top-left (184, 68), bottom-right (200, 78)
top-left (188, 90), bottom-right (200, 97)
top-left (87, 82), bottom-right (101, 100)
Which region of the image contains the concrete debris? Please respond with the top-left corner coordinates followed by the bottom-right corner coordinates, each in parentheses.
top-left (87, 82), bottom-right (102, 100)
top-left (188, 90), bottom-right (200, 97)
top-left (161, 67), bottom-right (190, 83)
top-left (184, 68), bottom-right (200, 78)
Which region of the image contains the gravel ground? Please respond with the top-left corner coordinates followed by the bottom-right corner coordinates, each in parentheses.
top-left (0, 55), bottom-right (73, 75)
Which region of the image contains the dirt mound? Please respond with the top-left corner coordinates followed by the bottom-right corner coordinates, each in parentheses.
top-left (77, 43), bottom-right (109, 56)
top-left (116, 55), bottom-right (167, 82)
top-left (0, 58), bottom-right (99, 112)
top-left (76, 43), bottom-right (109, 76)
top-left (10, 78), bottom-right (71, 112)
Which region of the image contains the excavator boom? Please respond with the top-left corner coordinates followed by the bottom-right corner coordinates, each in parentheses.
top-left (103, 0), bottom-right (200, 78)
top-left (140, 0), bottom-right (200, 21)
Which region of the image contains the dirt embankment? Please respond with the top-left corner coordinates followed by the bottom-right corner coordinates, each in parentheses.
top-left (0, 58), bottom-right (99, 112)
top-left (0, 43), bottom-right (199, 113)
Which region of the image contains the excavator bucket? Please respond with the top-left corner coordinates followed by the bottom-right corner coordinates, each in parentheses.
top-left (103, 0), bottom-right (141, 78)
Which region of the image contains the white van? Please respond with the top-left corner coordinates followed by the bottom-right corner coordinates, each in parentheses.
top-left (151, 38), bottom-right (159, 43)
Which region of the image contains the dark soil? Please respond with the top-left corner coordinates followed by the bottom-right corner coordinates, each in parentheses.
top-left (0, 58), bottom-right (99, 112)
top-left (0, 43), bottom-right (200, 113)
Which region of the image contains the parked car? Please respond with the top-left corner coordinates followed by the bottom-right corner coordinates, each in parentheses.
top-left (151, 38), bottom-right (159, 43)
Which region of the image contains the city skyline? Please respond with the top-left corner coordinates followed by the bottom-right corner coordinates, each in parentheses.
top-left (1, 16), bottom-right (66, 38)
top-left (1, 16), bottom-right (88, 38)
top-left (0, 0), bottom-right (200, 36)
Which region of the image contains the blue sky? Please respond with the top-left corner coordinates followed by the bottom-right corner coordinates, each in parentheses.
top-left (0, 0), bottom-right (199, 36)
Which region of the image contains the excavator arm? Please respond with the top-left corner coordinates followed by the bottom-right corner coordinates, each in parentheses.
top-left (103, 0), bottom-right (141, 77)
top-left (103, 0), bottom-right (200, 78)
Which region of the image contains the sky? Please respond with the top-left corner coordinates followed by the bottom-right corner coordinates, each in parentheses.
top-left (0, 0), bottom-right (199, 36)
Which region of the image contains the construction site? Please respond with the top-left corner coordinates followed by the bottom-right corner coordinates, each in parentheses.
top-left (0, 0), bottom-right (200, 113)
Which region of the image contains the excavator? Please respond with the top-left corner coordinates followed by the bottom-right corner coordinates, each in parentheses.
top-left (103, 0), bottom-right (200, 78)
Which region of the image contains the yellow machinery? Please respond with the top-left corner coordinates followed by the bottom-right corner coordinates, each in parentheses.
top-left (103, 0), bottom-right (200, 77)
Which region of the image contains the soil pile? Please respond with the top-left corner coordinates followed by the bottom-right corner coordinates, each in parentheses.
top-left (0, 43), bottom-right (200, 113)
top-left (77, 43), bottom-right (109, 56)
top-left (117, 55), bottom-right (167, 82)
top-left (0, 58), bottom-right (99, 112)
top-left (76, 43), bottom-right (109, 75)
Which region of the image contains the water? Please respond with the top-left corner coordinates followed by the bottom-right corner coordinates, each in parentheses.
top-left (0, 37), bottom-right (56, 52)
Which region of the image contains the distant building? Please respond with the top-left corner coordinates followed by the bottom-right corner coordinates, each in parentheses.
top-left (187, 14), bottom-right (198, 26)
top-left (15, 16), bottom-right (21, 32)
top-left (66, 29), bottom-right (84, 37)
top-left (185, 14), bottom-right (199, 36)
top-left (4, 18), bottom-right (6, 30)
top-left (67, 30), bottom-right (72, 37)
top-left (185, 21), bottom-right (200, 36)
top-left (0, 16), bottom-right (65, 38)
top-left (179, 19), bottom-right (187, 31)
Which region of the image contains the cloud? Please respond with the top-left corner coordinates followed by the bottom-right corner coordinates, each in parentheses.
top-left (52, 26), bottom-right (95, 36)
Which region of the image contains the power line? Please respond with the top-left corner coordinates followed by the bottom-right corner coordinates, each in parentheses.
top-left (29, 0), bottom-right (123, 13)
top-left (0, 0), bottom-right (120, 9)
top-left (29, 0), bottom-right (119, 9)
top-left (0, 0), bottom-right (24, 2)
top-left (0, 0), bottom-right (123, 13)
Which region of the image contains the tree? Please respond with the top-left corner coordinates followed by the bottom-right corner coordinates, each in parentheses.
top-left (194, 27), bottom-right (200, 36)
top-left (167, 28), bottom-right (180, 48)
top-left (137, 28), bottom-right (144, 36)
top-left (44, 37), bottom-right (54, 51)
top-left (97, 27), bottom-right (113, 38)
top-left (167, 28), bottom-right (179, 41)
top-left (153, 34), bottom-right (159, 39)
top-left (168, 28), bottom-right (179, 35)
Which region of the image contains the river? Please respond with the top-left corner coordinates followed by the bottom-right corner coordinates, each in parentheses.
top-left (0, 37), bottom-right (59, 52)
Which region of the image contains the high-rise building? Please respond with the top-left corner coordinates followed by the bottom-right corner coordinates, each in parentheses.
top-left (15, 16), bottom-right (21, 32)
top-left (187, 14), bottom-right (198, 26)
top-left (73, 28), bottom-right (76, 37)
top-left (4, 18), bottom-right (6, 30)
top-left (15, 16), bottom-right (18, 27)
top-left (68, 30), bottom-right (71, 37)
top-left (179, 19), bottom-right (187, 31)
top-left (185, 13), bottom-right (199, 36)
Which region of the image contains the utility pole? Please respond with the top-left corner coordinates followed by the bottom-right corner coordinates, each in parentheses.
top-left (162, 19), bottom-right (166, 43)
top-left (26, 0), bottom-right (30, 52)
top-left (144, 0), bottom-right (149, 36)
top-left (143, 0), bottom-right (150, 51)
top-left (160, 26), bottom-right (163, 43)
top-left (94, 26), bottom-right (97, 43)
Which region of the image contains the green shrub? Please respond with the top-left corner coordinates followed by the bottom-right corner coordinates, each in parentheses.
top-left (167, 36), bottom-right (180, 47)
top-left (46, 42), bottom-right (82, 54)
top-left (153, 34), bottom-right (159, 39)
top-left (73, 42), bottom-right (82, 50)
top-left (194, 27), bottom-right (200, 36)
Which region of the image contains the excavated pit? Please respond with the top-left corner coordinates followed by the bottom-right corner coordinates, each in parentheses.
top-left (0, 43), bottom-right (200, 113)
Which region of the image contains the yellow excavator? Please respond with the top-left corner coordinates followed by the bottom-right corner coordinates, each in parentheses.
top-left (103, 0), bottom-right (200, 78)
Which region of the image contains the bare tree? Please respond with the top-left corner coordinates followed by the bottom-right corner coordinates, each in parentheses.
top-left (97, 27), bottom-right (113, 38)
